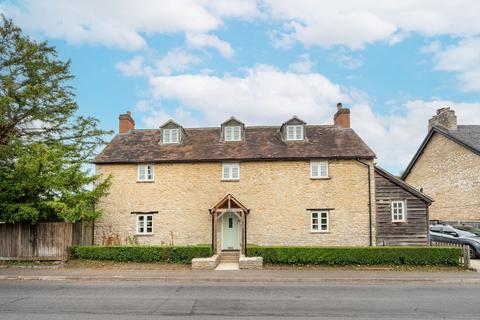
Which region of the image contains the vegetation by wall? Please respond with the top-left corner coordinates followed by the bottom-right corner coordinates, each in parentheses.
top-left (248, 246), bottom-right (463, 266)
top-left (69, 245), bottom-right (212, 263)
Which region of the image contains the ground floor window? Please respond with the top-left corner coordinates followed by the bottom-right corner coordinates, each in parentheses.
top-left (137, 215), bottom-right (153, 234)
top-left (311, 211), bottom-right (329, 232)
top-left (391, 200), bottom-right (406, 222)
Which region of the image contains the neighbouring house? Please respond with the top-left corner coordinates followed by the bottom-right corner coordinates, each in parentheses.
top-left (375, 166), bottom-right (432, 246)
top-left (402, 107), bottom-right (480, 225)
top-left (93, 104), bottom-right (431, 253)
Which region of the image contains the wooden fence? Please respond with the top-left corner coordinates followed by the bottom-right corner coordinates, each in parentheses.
top-left (430, 240), bottom-right (470, 267)
top-left (0, 221), bottom-right (93, 261)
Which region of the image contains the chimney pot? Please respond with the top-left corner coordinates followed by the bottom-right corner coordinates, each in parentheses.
top-left (119, 111), bottom-right (135, 133)
top-left (333, 103), bottom-right (350, 128)
top-left (428, 107), bottom-right (457, 131)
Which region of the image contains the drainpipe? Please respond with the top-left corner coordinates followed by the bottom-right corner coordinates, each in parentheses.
top-left (356, 159), bottom-right (373, 246)
top-left (244, 211), bottom-right (249, 256)
top-left (209, 209), bottom-right (214, 253)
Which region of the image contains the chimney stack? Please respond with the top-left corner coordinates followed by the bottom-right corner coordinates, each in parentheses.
top-left (119, 111), bottom-right (135, 133)
top-left (334, 102), bottom-right (350, 128)
top-left (428, 107), bottom-right (457, 131)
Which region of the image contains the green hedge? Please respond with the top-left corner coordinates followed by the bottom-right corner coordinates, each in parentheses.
top-left (69, 245), bottom-right (212, 263)
top-left (248, 246), bottom-right (462, 266)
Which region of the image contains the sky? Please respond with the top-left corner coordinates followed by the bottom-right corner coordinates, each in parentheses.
top-left (2, 0), bottom-right (480, 174)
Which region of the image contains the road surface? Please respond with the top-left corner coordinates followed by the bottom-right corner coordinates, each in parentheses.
top-left (1, 280), bottom-right (479, 319)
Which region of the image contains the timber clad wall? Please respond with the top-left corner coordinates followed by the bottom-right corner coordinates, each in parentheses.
top-left (95, 159), bottom-right (375, 247)
top-left (375, 172), bottom-right (429, 246)
top-left (405, 133), bottom-right (480, 222)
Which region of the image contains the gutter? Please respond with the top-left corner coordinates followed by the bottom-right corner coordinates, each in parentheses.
top-left (356, 159), bottom-right (373, 246)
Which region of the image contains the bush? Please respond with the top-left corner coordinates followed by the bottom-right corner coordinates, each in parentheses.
top-left (247, 246), bottom-right (462, 266)
top-left (69, 245), bottom-right (212, 263)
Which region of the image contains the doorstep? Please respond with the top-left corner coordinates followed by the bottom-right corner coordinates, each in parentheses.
top-left (215, 262), bottom-right (240, 271)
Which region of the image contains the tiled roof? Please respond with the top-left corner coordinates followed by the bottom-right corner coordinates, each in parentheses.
top-left (94, 125), bottom-right (375, 163)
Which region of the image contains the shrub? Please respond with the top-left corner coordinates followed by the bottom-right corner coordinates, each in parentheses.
top-left (247, 246), bottom-right (462, 266)
top-left (69, 245), bottom-right (212, 263)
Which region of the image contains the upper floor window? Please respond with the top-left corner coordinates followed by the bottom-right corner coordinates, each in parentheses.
top-left (286, 125), bottom-right (303, 140)
top-left (137, 214), bottom-right (153, 234)
top-left (224, 126), bottom-right (241, 141)
top-left (311, 161), bottom-right (328, 178)
top-left (391, 201), bottom-right (406, 222)
top-left (311, 211), bottom-right (329, 232)
top-left (163, 128), bottom-right (179, 144)
top-left (222, 162), bottom-right (240, 180)
top-left (138, 164), bottom-right (154, 182)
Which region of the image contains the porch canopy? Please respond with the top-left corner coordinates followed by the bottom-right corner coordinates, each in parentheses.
top-left (209, 193), bottom-right (250, 254)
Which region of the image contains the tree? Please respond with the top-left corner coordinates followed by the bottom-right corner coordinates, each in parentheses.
top-left (0, 15), bottom-right (111, 223)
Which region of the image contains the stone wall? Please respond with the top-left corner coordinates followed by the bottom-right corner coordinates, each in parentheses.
top-left (94, 159), bottom-right (375, 247)
top-left (405, 133), bottom-right (480, 222)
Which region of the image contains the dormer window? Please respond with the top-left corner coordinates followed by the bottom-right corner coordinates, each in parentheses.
top-left (286, 125), bottom-right (303, 141)
top-left (225, 126), bottom-right (241, 141)
top-left (281, 116), bottom-right (306, 142)
top-left (221, 117), bottom-right (244, 142)
top-left (160, 119), bottom-right (184, 144)
top-left (163, 128), bottom-right (179, 144)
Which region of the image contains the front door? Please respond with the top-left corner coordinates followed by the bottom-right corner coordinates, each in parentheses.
top-left (222, 212), bottom-right (239, 250)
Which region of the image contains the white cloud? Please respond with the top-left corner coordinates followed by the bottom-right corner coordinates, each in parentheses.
top-left (431, 37), bottom-right (480, 91)
top-left (1, 0), bottom-right (259, 51)
top-left (115, 56), bottom-right (146, 77)
top-left (264, 0), bottom-right (480, 49)
top-left (288, 54), bottom-right (313, 73)
top-left (329, 48), bottom-right (363, 69)
top-left (186, 33), bottom-right (234, 58)
top-left (146, 64), bottom-right (348, 126)
top-left (155, 49), bottom-right (202, 75)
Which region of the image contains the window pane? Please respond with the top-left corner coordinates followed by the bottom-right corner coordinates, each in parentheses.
top-left (321, 224), bottom-right (327, 230)
top-left (172, 129), bottom-right (178, 142)
top-left (287, 126), bottom-right (294, 140)
top-left (225, 127), bottom-right (232, 141)
top-left (223, 165), bottom-right (230, 179)
top-left (312, 212), bottom-right (318, 218)
top-left (319, 162), bottom-right (327, 177)
top-left (163, 129), bottom-right (170, 142)
top-left (295, 126), bottom-right (302, 139)
top-left (312, 224), bottom-right (318, 230)
top-left (146, 227), bottom-right (152, 233)
top-left (232, 166), bottom-right (239, 179)
top-left (311, 163), bottom-right (318, 177)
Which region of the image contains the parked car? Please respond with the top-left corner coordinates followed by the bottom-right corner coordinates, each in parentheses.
top-left (453, 225), bottom-right (480, 237)
top-left (429, 225), bottom-right (480, 259)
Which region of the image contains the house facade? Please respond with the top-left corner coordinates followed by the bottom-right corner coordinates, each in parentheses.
top-left (93, 105), bottom-right (431, 253)
top-left (402, 108), bottom-right (480, 224)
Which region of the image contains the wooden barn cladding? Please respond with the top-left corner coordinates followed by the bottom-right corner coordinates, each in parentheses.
top-left (374, 166), bottom-right (433, 246)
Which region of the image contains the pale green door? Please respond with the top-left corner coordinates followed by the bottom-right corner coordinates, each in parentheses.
top-left (222, 212), bottom-right (239, 250)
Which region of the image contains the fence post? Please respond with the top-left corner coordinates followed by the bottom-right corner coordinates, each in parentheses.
top-left (463, 245), bottom-right (470, 268)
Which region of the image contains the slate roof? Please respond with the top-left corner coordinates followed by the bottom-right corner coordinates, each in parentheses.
top-left (94, 125), bottom-right (375, 164)
top-left (401, 125), bottom-right (480, 180)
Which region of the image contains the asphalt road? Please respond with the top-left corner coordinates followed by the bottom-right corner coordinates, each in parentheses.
top-left (0, 280), bottom-right (479, 319)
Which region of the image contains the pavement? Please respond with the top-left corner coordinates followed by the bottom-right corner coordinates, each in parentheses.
top-left (470, 259), bottom-right (480, 271)
top-left (1, 279), bottom-right (480, 319)
top-left (1, 266), bottom-right (480, 284)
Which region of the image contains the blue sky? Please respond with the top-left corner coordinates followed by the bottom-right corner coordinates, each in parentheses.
top-left (2, 0), bottom-right (480, 174)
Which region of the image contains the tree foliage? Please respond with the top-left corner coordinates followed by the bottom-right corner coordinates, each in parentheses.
top-left (0, 15), bottom-right (111, 223)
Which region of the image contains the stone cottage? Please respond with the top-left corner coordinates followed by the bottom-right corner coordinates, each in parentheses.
top-left (402, 107), bottom-right (480, 224)
top-left (93, 104), bottom-right (431, 254)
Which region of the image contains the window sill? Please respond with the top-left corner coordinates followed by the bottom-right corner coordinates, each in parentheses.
top-left (136, 180), bottom-right (155, 183)
top-left (310, 231), bottom-right (330, 234)
top-left (310, 177), bottom-right (331, 180)
top-left (221, 179), bottom-right (240, 182)
top-left (135, 233), bottom-right (154, 237)
top-left (392, 221), bottom-right (407, 223)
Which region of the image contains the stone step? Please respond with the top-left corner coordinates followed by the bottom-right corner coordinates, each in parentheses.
top-left (220, 251), bottom-right (240, 262)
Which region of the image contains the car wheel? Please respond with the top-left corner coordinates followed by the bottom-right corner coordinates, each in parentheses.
top-left (469, 246), bottom-right (476, 259)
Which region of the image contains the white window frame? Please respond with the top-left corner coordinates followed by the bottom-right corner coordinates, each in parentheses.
top-left (224, 126), bottom-right (241, 141)
top-left (391, 200), bottom-right (406, 222)
top-left (311, 211), bottom-right (329, 232)
top-left (162, 128), bottom-right (180, 144)
top-left (222, 162), bottom-right (240, 180)
top-left (137, 164), bottom-right (155, 182)
top-left (286, 125), bottom-right (304, 141)
top-left (310, 160), bottom-right (329, 178)
top-left (136, 214), bottom-right (153, 235)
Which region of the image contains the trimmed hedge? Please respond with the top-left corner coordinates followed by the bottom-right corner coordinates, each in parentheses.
top-left (69, 245), bottom-right (212, 263)
top-left (247, 246), bottom-right (462, 266)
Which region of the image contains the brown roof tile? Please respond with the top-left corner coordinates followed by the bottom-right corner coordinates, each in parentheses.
top-left (94, 125), bottom-right (375, 163)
